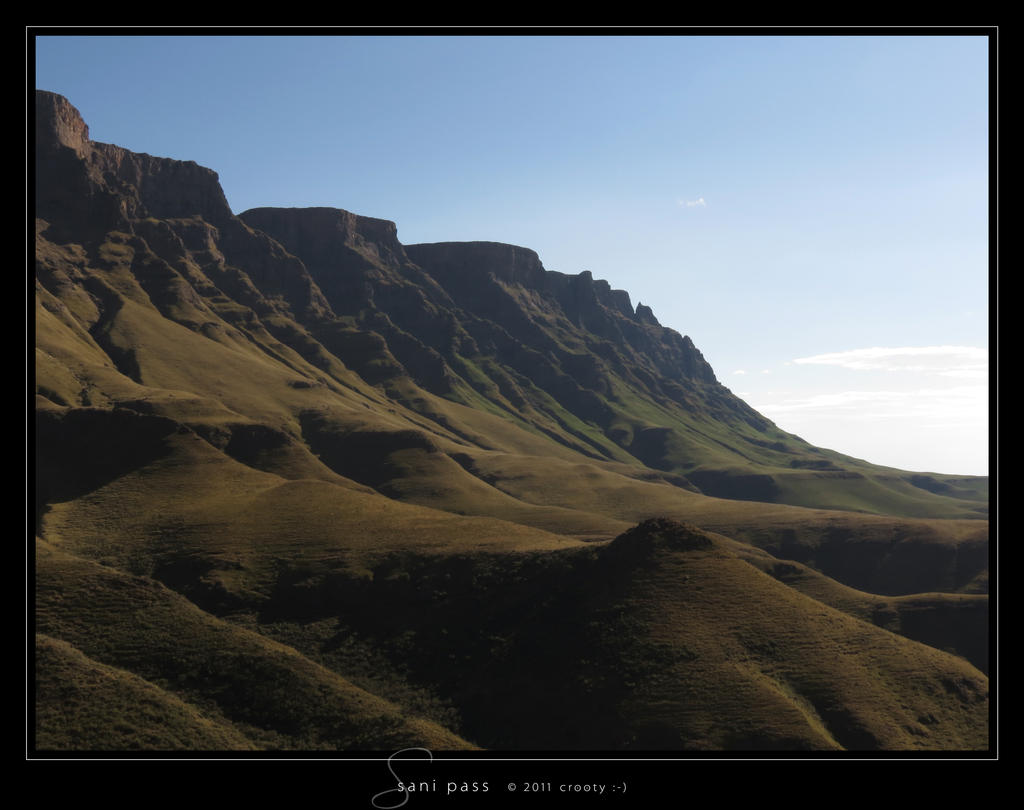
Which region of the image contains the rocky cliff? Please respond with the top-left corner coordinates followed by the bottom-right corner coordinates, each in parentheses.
top-left (35, 88), bottom-right (989, 510)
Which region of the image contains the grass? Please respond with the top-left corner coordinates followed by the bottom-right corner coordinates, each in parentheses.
top-left (242, 520), bottom-right (988, 750)
top-left (35, 633), bottom-right (255, 751)
top-left (735, 552), bottom-right (989, 672)
top-left (36, 539), bottom-right (475, 751)
top-left (40, 423), bottom-right (583, 599)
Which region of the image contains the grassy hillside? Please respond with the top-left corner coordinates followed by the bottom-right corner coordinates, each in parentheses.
top-left (249, 520), bottom-right (987, 750)
top-left (32, 90), bottom-right (991, 753)
top-left (36, 539), bottom-right (476, 751)
top-left (737, 554), bottom-right (989, 673)
top-left (35, 633), bottom-right (256, 751)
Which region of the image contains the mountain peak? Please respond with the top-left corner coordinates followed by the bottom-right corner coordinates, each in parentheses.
top-left (36, 90), bottom-right (91, 157)
top-left (635, 301), bottom-right (660, 326)
top-left (36, 88), bottom-right (232, 228)
top-left (405, 241), bottom-right (548, 290)
top-left (240, 206), bottom-right (404, 260)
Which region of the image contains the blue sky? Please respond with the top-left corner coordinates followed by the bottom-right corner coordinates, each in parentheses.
top-left (34, 32), bottom-right (991, 475)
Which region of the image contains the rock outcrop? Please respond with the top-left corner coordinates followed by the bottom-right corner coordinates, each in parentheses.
top-left (36, 90), bottom-right (233, 230)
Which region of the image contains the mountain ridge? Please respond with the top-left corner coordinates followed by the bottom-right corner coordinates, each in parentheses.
top-left (33, 89), bottom-right (989, 753)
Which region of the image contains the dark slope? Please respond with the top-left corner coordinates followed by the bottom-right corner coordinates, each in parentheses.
top-left (253, 520), bottom-right (988, 751)
top-left (36, 540), bottom-right (475, 751)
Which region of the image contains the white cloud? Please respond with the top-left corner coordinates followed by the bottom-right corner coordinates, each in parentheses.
top-left (747, 385), bottom-right (988, 474)
top-left (732, 369), bottom-right (747, 375)
top-left (937, 368), bottom-right (988, 380)
top-left (792, 346), bottom-right (988, 376)
top-left (742, 346), bottom-right (989, 474)
top-left (750, 385), bottom-right (987, 423)
top-left (678, 197), bottom-right (706, 208)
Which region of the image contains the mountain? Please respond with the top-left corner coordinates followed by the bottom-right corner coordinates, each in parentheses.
top-left (32, 90), bottom-right (990, 753)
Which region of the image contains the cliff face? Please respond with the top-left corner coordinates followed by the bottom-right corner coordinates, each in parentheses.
top-left (36, 90), bottom-right (91, 157)
top-left (241, 207), bottom-right (413, 276)
top-left (237, 210), bottom-right (735, 451)
top-left (35, 90), bottom-right (331, 324)
top-left (32, 89), bottom-right (801, 477)
top-left (403, 241), bottom-right (719, 391)
top-left (36, 91), bottom-right (232, 229)
top-left (36, 89), bottom-right (988, 510)
top-left (238, 207), bottom-right (456, 317)
top-left (93, 143), bottom-right (233, 225)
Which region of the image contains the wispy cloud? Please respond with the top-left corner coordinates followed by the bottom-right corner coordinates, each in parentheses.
top-left (678, 197), bottom-right (706, 208)
top-left (732, 369), bottom-right (747, 375)
top-left (793, 346), bottom-right (987, 377)
top-left (747, 385), bottom-right (988, 473)
top-left (750, 385), bottom-right (987, 424)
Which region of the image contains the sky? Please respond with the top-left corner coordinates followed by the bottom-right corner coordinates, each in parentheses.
top-left (33, 32), bottom-right (992, 475)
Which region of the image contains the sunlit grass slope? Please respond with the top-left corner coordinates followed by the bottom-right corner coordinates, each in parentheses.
top-left (35, 634), bottom-right (255, 751)
top-left (734, 553), bottom-right (989, 673)
top-left (437, 447), bottom-right (988, 595)
top-left (36, 540), bottom-right (475, 751)
top-left (598, 521), bottom-right (988, 750)
top-left (253, 520), bottom-right (987, 751)
top-left (39, 409), bottom-right (582, 606)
